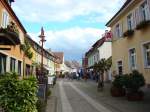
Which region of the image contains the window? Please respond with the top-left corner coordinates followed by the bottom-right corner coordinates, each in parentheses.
top-left (26, 64), bottom-right (30, 76)
top-left (140, 1), bottom-right (149, 21)
top-left (129, 48), bottom-right (136, 70)
top-left (143, 42), bottom-right (150, 68)
top-left (115, 24), bottom-right (121, 38)
top-left (0, 53), bottom-right (6, 74)
top-left (127, 14), bottom-right (133, 30)
top-left (18, 61), bottom-right (22, 75)
top-left (117, 61), bottom-right (123, 75)
top-left (94, 55), bottom-right (96, 63)
top-left (97, 53), bottom-right (99, 62)
top-left (1, 10), bottom-right (9, 28)
top-left (10, 58), bottom-right (16, 72)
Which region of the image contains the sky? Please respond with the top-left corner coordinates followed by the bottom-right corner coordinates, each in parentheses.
top-left (12, 0), bottom-right (125, 61)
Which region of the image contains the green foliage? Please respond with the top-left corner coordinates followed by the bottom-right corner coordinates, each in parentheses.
top-left (112, 75), bottom-right (125, 88)
top-left (124, 70), bottom-right (145, 92)
top-left (94, 58), bottom-right (111, 74)
top-left (113, 70), bottom-right (145, 92)
top-left (7, 21), bottom-right (19, 35)
top-left (106, 57), bottom-right (112, 70)
top-left (20, 39), bottom-right (33, 59)
top-left (0, 21), bottom-right (20, 36)
top-left (0, 72), bottom-right (38, 112)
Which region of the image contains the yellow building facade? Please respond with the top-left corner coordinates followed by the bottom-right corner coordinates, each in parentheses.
top-left (27, 36), bottom-right (57, 76)
top-left (106, 0), bottom-right (150, 85)
top-left (0, 0), bottom-right (32, 76)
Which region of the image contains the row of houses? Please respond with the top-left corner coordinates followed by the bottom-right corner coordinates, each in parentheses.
top-left (82, 31), bottom-right (112, 81)
top-left (0, 0), bottom-right (64, 77)
top-left (83, 0), bottom-right (150, 86)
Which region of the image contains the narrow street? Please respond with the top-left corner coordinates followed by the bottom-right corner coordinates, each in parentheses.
top-left (47, 79), bottom-right (150, 112)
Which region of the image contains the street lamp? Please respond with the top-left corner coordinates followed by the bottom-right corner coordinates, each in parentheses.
top-left (39, 27), bottom-right (46, 75)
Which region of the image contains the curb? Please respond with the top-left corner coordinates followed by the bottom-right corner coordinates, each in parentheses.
top-left (46, 96), bottom-right (57, 112)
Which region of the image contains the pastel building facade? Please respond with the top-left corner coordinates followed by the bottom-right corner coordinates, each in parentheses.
top-left (106, 0), bottom-right (150, 85)
top-left (0, 0), bottom-right (32, 76)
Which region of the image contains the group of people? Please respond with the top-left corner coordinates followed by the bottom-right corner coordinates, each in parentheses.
top-left (86, 70), bottom-right (100, 82)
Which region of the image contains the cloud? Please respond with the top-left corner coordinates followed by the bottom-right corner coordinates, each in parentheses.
top-left (11, 0), bottom-right (126, 61)
top-left (29, 27), bottom-right (105, 60)
top-left (12, 0), bottom-right (125, 23)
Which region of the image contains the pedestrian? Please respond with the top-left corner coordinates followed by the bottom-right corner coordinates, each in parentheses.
top-left (76, 73), bottom-right (79, 80)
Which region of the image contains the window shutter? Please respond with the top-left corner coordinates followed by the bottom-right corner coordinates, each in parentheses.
top-left (146, 0), bottom-right (150, 20)
top-left (112, 29), bottom-right (116, 40)
top-left (132, 11), bottom-right (136, 28)
top-left (120, 22), bottom-right (123, 37)
top-left (135, 8), bottom-right (140, 25)
top-left (1, 12), bottom-right (5, 27)
top-left (1, 11), bottom-right (9, 28)
top-left (138, 7), bottom-right (143, 22)
top-left (6, 14), bottom-right (9, 27)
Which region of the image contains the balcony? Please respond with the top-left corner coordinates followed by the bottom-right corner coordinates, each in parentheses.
top-left (0, 21), bottom-right (20, 45)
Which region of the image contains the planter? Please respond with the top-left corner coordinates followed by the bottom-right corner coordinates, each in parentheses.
top-left (136, 20), bottom-right (150, 30)
top-left (0, 28), bottom-right (20, 45)
top-left (110, 86), bottom-right (125, 97)
top-left (123, 30), bottom-right (134, 38)
top-left (127, 91), bottom-right (144, 101)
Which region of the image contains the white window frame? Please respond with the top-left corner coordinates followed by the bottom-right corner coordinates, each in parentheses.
top-left (140, 1), bottom-right (149, 21)
top-left (142, 42), bottom-right (150, 68)
top-left (127, 13), bottom-right (133, 30)
top-left (1, 10), bottom-right (9, 28)
top-left (115, 24), bottom-right (121, 38)
top-left (129, 48), bottom-right (137, 70)
top-left (116, 60), bottom-right (123, 75)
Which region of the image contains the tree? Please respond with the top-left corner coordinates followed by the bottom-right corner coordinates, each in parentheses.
top-left (20, 38), bottom-right (33, 76)
top-left (93, 57), bottom-right (112, 91)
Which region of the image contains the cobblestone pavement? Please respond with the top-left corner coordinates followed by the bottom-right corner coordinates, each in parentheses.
top-left (46, 79), bottom-right (150, 112)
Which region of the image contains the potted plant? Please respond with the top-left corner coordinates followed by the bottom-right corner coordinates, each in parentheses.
top-left (123, 30), bottom-right (134, 38)
top-left (124, 70), bottom-right (145, 101)
top-left (110, 75), bottom-right (126, 97)
top-left (136, 20), bottom-right (150, 30)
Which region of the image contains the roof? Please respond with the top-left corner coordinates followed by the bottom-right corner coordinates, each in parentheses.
top-left (85, 37), bottom-right (105, 56)
top-left (53, 52), bottom-right (64, 64)
top-left (26, 35), bottom-right (55, 58)
top-left (2, 0), bottom-right (27, 33)
top-left (106, 0), bottom-right (132, 26)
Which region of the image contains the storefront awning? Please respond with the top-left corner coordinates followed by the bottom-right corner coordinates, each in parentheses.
top-left (43, 65), bottom-right (52, 71)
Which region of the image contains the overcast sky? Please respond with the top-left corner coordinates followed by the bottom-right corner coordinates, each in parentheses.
top-left (12, 0), bottom-right (125, 61)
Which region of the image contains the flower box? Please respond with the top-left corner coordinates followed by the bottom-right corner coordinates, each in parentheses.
top-left (123, 30), bottom-right (134, 38)
top-left (136, 20), bottom-right (150, 30)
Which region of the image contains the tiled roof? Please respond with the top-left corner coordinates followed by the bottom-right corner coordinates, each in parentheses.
top-left (53, 52), bottom-right (64, 64)
top-left (85, 37), bottom-right (105, 56)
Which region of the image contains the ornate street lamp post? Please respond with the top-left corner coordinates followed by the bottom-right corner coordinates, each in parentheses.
top-left (39, 27), bottom-right (46, 75)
